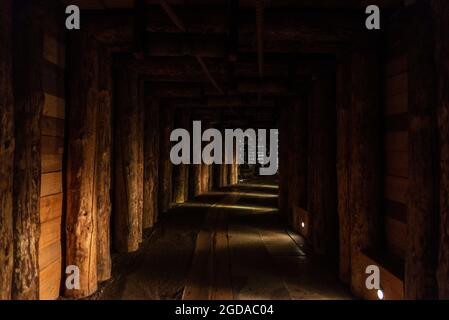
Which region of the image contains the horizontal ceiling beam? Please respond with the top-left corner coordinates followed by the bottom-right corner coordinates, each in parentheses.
top-left (84, 8), bottom-right (364, 53)
top-left (123, 56), bottom-right (334, 80)
top-left (144, 79), bottom-right (293, 96)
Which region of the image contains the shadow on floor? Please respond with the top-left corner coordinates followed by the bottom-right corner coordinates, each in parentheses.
top-left (91, 177), bottom-right (351, 300)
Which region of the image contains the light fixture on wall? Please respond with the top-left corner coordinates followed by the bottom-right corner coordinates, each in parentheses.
top-left (301, 222), bottom-right (305, 228)
top-left (377, 288), bottom-right (384, 300)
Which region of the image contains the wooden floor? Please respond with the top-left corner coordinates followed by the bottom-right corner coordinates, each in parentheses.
top-left (182, 178), bottom-right (351, 300)
top-left (92, 178), bottom-right (351, 300)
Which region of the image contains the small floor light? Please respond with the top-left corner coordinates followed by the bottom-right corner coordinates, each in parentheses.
top-left (377, 289), bottom-right (384, 300)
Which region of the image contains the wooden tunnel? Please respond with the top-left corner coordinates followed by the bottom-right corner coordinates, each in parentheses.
top-left (0, 0), bottom-right (448, 300)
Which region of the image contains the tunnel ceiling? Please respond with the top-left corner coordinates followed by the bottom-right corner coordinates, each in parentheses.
top-left (62, 0), bottom-right (404, 128)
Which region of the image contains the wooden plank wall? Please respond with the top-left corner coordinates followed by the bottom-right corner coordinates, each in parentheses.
top-left (39, 12), bottom-right (65, 300)
top-left (383, 20), bottom-right (408, 260)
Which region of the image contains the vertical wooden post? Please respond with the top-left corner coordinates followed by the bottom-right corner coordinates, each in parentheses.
top-left (158, 102), bottom-right (173, 213)
top-left (203, 163), bottom-right (210, 193)
top-left (173, 110), bottom-right (189, 203)
top-left (279, 104), bottom-right (290, 221)
top-left (221, 163), bottom-right (228, 187)
top-left (433, 0), bottom-right (449, 299)
top-left (12, 0), bottom-right (43, 299)
top-left (66, 32), bottom-right (98, 297)
top-left (288, 95), bottom-right (308, 232)
top-left (307, 74), bottom-right (337, 256)
top-left (213, 164), bottom-right (222, 189)
top-left (208, 164), bottom-right (214, 190)
top-left (137, 80), bottom-right (144, 242)
top-left (95, 46), bottom-right (112, 282)
top-left (230, 149), bottom-right (239, 185)
top-left (143, 97), bottom-right (159, 228)
top-left (336, 55), bottom-right (352, 284)
top-left (286, 101), bottom-right (297, 227)
top-left (349, 50), bottom-right (382, 296)
top-left (0, 0), bottom-right (14, 301)
top-left (114, 65), bottom-right (143, 253)
top-left (405, 2), bottom-right (439, 299)
top-left (227, 164), bottom-right (233, 186)
top-left (190, 165), bottom-right (202, 197)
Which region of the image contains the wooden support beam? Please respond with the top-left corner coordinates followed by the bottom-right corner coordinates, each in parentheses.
top-left (213, 164), bottom-right (222, 189)
top-left (0, 0), bottom-right (14, 301)
top-left (307, 75), bottom-right (337, 256)
top-left (227, 0), bottom-right (239, 61)
top-left (12, 0), bottom-right (44, 300)
top-left (83, 13), bottom-right (133, 51)
top-left (170, 96), bottom-right (277, 108)
top-left (172, 111), bottom-right (190, 203)
top-left (336, 54), bottom-right (352, 284)
top-left (348, 49), bottom-right (382, 297)
top-left (66, 31), bottom-right (98, 298)
top-left (278, 103), bottom-right (291, 222)
top-left (159, 0), bottom-right (186, 32)
top-left (229, 150), bottom-right (239, 185)
top-left (196, 56), bottom-right (224, 94)
top-left (256, 0), bottom-right (265, 78)
top-left (137, 80), bottom-right (144, 243)
top-left (221, 163), bottom-right (228, 187)
top-left (146, 8), bottom-right (359, 42)
top-left (202, 163), bottom-right (210, 193)
top-left (158, 102), bottom-right (174, 213)
top-left (433, 0), bottom-right (449, 300)
top-left (147, 34), bottom-right (226, 58)
top-left (190, 165), bottom-right (202, 197)
top-left (114, 66), bottom-right (144, 253)
top-left (133, 0), bottom-right (146, 58)
top-left (405, 2), bottom-right (438, 300)
top-left (143, 97), bottom-right (160, 229)
top-left (208, 164), bottom-right (214, 191)
top-left (144, 80), bottom-right (289, 98)
top-left (289, 95), bottom-right (308, 232)
top-left (130, 56), bottom-right (331, 83)
top-left (157, 0), bottom-right (224, 94)
top-left (95, 45), bottom-right (112, 282)
top-left (84, 9), bottom-right (359, 54)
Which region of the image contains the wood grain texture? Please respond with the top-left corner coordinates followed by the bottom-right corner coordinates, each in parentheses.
top-left (41, 116), bottom-right (64, 137)
top-left (385, 217), bottom-right (406, 259)
top-left (336, 55), bottom-right (351, 284)
top-left (43, 34), bottom-right (65, 68)
top-left (41, 172), bottom-right (63, 197)
top-left (405, 3), bottom-right (439, 299)
top-left (65, 31), bottom-right (98, 298)
top-left (0, 0), bottom-right (14, 300)
top-left (433, 0), bottom-right (449, 299)
top-left (40, 194), bottom-right (63, 224)
top-left (43, 93), bottom-right (65, 119)
top-left (172, 111), bottom-right (189, 204)
top-left (143, 98), bottom-right (160, 228)
top-left (349, 50), bottom-right (382, 297)
top-left (95, 45), bottom-right (112, 282)
top-left (191, 165), bottom-right (202, 196)
top-left (39, 218), bottom-right (61, 250)
top-left (114, 66), bottom-right (144, 252)
top-left (158, 103), bottom-right (173, 213)
top-left (307, 74), bottom-right (337, 256)
top-left (39, 258), bottom-right (61, 300)
top-left (12, 0), bottom-right (44, 300)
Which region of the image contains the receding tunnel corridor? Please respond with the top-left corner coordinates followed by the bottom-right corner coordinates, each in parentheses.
top-left (1, 0), bottom-right (449, 304)
top-left (91, 178), bottom-right (349, 300)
